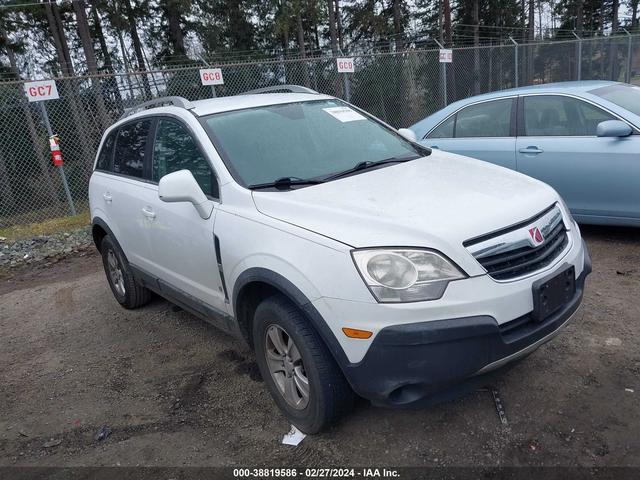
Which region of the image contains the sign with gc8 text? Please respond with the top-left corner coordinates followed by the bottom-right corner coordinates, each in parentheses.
top-left (336, 58), bottom-right (355, 73)
top-left (24, 80), bottom-right (60, 102)
top-left (200, 68), bottom-right (224, 86)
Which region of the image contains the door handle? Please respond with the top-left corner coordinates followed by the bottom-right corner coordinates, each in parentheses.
top-left (430, 145), bottom-right (440, 149)
top-left (519, 146), bottom-right (544, 154)
top-left (103, 192), bottom-right (112, 203)
top-left (141, 206), bottom-right (156, 219)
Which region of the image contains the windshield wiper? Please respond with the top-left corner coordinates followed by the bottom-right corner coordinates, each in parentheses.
top-left (321, 154), bottom-right (422, 182)
top-left (248, 176), bottom-right (324, 190)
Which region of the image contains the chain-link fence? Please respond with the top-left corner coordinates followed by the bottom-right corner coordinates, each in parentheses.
top-left (1, 33), bottom-right (638, 228)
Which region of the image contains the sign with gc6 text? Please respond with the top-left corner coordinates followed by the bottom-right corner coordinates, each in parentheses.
top-left (439, 49), bottom-right (453, 63)
top-left (24, 80), bottom-right (59, 102)
top-left (336, 58), bottom-right (355, 73)
top-left (200, 68), bottom-right (224, 86)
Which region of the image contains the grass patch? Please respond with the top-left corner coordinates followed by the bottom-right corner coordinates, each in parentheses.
top-left (0, 212), bottom-right (90, 242)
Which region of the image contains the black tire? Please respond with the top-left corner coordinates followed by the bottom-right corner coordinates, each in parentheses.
top-left (101, 235), bottom-right (152, 309)
top-left (253, 294), bottom-right (354, 434)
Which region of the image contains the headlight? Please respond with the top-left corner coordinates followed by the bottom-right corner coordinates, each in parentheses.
top-left (352, 248), bottom-right (465, 303)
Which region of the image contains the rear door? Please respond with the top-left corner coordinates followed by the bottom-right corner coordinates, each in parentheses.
top-left (420, 97), bottom-right (517, 170)
top-left (516, 94), bottom-right (640, 220)
top-left (98, 118), bottom-right (157, 271)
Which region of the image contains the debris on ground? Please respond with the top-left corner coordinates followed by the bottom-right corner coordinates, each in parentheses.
top-left (95, 426), bottom-right (111, 441)
top-left (625, 388), bottom-right (635, 393)
top-left (282, 425), bottom-right (306, 446)
top-left (18, 430), bottom-right (29, 438)
top-left (491, 387), bottom-right (508, 426)
top-left (616, 269), bottom-right (636, 276)
top-left (42, 439), bottom-right (62, 448)
top-left (605, 337), bottom-right (623, 346)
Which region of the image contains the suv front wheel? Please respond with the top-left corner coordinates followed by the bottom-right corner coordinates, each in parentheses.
top-left (253, 295), bottom-right (354, 434)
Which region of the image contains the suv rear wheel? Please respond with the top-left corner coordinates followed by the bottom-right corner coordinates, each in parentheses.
top-left (101, 235), bottom-right (152, 309)
top-left (253, 295), bottom-right (354, 434)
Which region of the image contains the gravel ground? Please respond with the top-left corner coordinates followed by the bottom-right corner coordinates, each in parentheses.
top-left (0, 227), bottom-right (92, 269)
top-left (0, 225), bottom-right (638, 468)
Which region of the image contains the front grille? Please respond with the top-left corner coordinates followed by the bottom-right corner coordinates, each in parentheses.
top-left (465, 205), bottom-right (569, 281)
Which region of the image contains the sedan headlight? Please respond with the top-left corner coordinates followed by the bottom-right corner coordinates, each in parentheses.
top-left (351, 248), bottom-right (465, 303)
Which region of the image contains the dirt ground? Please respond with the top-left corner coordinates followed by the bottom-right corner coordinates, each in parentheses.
top-left (0, 225), bottom-right (638, 468)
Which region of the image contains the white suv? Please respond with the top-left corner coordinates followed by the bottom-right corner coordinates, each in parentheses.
top-left (89, 86), bottom-right (591, 433)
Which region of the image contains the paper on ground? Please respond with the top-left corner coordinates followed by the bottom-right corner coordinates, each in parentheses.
top-left (282, 425), bottom-right (306, 446)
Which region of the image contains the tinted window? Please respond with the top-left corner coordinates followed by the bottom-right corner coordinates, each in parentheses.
top-left (113, 120), bottom-right (151, 178)
top-left (427, 115), bottom-right (455, 138)
top-left (202, 100), bottom-right (424, 187)
top-left (455, 99), bottom-right (512, 137)
top-left (96, 130), bottom-right (116, 171)
top-left (153, 119), bottom-right (217, 197)
top-left (523, 95), bottom-right (615, 136)
top-left (591, 84), bottom-right (640, 117)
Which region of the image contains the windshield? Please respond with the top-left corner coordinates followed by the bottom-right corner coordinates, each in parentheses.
top-left (201, 99), bottom-right (424, 187)
top-left (590, 84), bottom-right (640, 117)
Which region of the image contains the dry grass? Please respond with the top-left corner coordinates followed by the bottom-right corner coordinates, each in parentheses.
top-left (0, 212), bottom-right (90, 242)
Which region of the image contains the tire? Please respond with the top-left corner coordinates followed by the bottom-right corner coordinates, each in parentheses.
top-left (253, 294), bottom-right (354, 434)
top-left (100, 235), bottom-right (152, 309)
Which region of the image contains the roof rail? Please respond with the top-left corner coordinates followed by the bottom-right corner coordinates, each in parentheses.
top-left (242, 85), bottom-right (319, 95)
top-left (120, 96), bottom-right (195, 120)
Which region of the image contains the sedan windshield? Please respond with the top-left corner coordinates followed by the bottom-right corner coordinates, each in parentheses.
top-left (590, 84), bottom-right (640, 117)
top-left (201, 99), bottom-right (425, 187)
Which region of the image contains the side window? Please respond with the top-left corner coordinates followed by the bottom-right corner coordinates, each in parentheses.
top-left (113, 120), bottom-right (151, 178)
top-left (152, 119), bottom-right (218, 198)
top-left (523, 95), bottom-right (616, 136)
top-left (455, 99), bottom-right (512, 138)
top-left (427, 115), bottom-right (455, 139)
top-left (95, 130), bottom-right (116, 171)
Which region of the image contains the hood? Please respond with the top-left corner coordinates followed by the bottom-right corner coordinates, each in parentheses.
top-left (252, 151), bottom-right (559, 272)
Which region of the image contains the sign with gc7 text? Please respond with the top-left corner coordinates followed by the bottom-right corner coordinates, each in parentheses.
top-left (336, 58), bottom-right (355, 73)
top-left (439, 49), bottom-right (453, 63)
top-left (200, 68), bottom-right (224, 86)
top-left (24, 80), bottom-right (59, 102)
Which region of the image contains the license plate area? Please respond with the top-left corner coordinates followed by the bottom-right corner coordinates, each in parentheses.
top-left (532, 265), bottom-right (575, 322)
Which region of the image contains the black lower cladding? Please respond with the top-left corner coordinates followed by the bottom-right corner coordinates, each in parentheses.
top-left (343, 241), bottom-right (592, 407)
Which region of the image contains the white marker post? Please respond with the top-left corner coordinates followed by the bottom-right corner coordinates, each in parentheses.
top-left (24, 80), bottom-right (76, 216)
top-left (336, 57), bottom-right (354, 102)
top-left (435, 44), bottom-right (452, 107)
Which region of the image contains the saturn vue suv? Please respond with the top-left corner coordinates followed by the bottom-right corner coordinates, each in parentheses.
top-left (89, 85), bottom-right (591, 433)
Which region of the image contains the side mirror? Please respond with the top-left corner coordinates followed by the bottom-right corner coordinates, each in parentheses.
top-left (597, 120), bottom-right (632, 138)
top-left (398, 128), bottom-right (418, 143)
top-left (158, 170), bottom-right (213, 219)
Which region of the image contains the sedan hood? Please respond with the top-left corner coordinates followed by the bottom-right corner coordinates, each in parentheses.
top-left (252, 151), bottom-right (559, 272)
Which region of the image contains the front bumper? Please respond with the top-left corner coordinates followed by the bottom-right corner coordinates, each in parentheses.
top-left (341, 240), bottom-right (592, 407)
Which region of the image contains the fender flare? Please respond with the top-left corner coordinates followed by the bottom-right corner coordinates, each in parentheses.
top-left (232, 267), bottom-right (351, 370)
top-left (91, 217), bottom-right (128, 263)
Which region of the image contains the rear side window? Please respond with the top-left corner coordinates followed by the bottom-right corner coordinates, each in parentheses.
top-left (427, 115), bottom-right (455, 138)
top-left (95, 130), bottom-right (116, 171)
top-left (113, 120), bottom-right (151, 178)
top-left (152, 119), bottom-right (218, 198)
top-left (455, 99), bottom-right (512, 137)
top-left (426, 98), bottom-right (512, 139)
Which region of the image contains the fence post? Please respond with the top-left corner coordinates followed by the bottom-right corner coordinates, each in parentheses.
top-left (572, 31), bottom-right (582, 81)
top-left (509, 37), bottom-right (518, 87)
top-left (38, 102), bottom-right (76, 216)
top-left (623, 29), bottom-right (632, 83)
top-left (434, 39), bottom-right (447, 107)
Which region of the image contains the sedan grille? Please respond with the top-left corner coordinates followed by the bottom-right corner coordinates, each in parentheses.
top-left (465, 205), bottom-right (569, 281)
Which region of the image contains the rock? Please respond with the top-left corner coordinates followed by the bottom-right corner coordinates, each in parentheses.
top-left (43, 439), bottom-right (62, 448)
